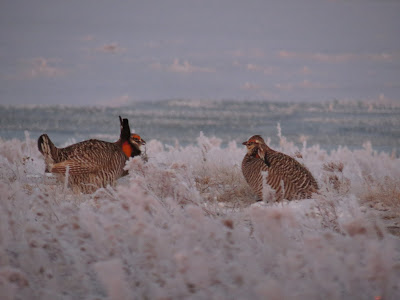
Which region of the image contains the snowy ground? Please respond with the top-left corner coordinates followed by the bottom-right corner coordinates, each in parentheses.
top-left (1, 132), bottom-right (399, 299)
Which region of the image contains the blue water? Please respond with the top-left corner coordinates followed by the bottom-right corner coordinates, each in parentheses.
top-left (1, 99), bottom-right (399, 154)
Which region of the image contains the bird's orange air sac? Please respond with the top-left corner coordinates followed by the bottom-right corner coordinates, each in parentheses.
top-left (122, 141), bottom-right (132, 157)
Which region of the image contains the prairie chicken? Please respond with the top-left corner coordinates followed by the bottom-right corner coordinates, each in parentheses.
top-left (242, 135), bottom-right (318, 201)
top-left (38, 116), bottom-right (146, 193)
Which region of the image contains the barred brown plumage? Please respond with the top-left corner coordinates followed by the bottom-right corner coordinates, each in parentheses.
top-left (37, 116), bottom-right (146, 193)
top-left (242, 135), bottom-right (318, 201)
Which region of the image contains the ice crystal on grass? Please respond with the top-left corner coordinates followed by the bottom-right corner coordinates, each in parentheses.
top-left (0, 132), bottom-right (400, 299)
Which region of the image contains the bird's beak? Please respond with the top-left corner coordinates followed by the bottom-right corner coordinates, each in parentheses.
top-left (141, 139), bottom-right (146, 145)
top-left (242, 141), bottom-right (248, 146)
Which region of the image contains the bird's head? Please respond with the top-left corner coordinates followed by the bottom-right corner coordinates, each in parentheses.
top-left (130, 133), bottom-right (146, 152)
top-left (119, 116), bottom-right (146, 158)
top-left (242, 135), bottom-right (265, 156)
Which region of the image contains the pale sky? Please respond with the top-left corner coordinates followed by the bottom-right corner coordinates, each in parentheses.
top-left (0, 0), bottom-right (399, 105)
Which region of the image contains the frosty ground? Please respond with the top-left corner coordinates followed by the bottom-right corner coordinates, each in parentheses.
top-left (0, 131), bottom-right (399, 300)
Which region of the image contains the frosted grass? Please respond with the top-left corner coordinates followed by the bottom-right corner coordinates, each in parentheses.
top-left (0, 131), bottom-right (399, 299)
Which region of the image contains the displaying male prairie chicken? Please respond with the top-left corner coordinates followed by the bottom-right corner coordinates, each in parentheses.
top-left (38, 116), bottom-right (146, 193)
top-left (242, 135), bottom-right (318, 201)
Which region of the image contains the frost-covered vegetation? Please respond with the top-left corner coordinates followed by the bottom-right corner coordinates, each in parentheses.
top-left (1, 131), bottom-right (400, 300)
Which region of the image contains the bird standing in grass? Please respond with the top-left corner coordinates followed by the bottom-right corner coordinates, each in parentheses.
top-left (37, 116), bottom-right (146, 193)
top-left (242, 135), bottom-right (318, 201)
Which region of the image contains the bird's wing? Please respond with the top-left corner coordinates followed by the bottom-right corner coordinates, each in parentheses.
top-left (51, 159), bottom-right (100, 175)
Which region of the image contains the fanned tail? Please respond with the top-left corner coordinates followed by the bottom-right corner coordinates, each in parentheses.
top-left (38, 134), bottom-right (57, 172)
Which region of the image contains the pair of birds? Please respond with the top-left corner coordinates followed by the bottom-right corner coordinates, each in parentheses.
top-left (38, 119), bottom-right (318, 200)
top-left (242, 135), bottom-right (318, 201)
